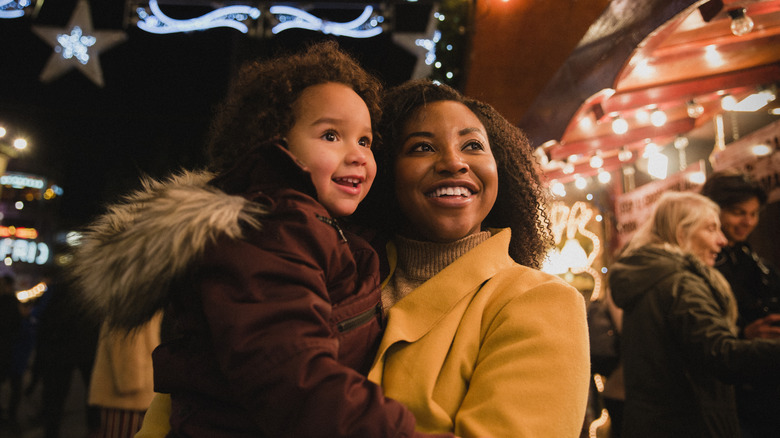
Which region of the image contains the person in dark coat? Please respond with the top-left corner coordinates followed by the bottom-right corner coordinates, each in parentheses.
top-left (609, 191), bottom-right (780, 438)
top-left (34, 270), bottom-right (101, 438)
top-left (0, 270), bottom-right (22, 425)
top-left (701, 171), bottom-right (780, 437)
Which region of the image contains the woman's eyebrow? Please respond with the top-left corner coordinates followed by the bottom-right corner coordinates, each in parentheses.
top-left (402, 131), bottom-right (434, 142)
top-left (459, 127), bottom-right (485, 136)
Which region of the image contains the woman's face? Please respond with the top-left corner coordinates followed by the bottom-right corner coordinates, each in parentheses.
top-left (686, 211), bottom-right (728, 266)
top-left (393, 100), bottom-right (498, 242)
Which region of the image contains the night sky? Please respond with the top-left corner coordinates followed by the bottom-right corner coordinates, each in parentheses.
top-left (0, 0), bottom-right (422, 229)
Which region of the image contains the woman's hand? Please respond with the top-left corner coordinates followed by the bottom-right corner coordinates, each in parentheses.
top-left (743, 314), bottom-right (780, 339)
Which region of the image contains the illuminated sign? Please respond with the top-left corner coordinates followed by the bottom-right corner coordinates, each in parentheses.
top-left (543, 201), bottom-right (604, 299)
top-left (0, 238), bottom-right (49, 265)
top-left (0, 226), bottom-right (38, 239)
top-left (1, 173), bottom-right (46, 189)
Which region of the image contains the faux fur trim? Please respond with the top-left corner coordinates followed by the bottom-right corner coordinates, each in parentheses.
top-left (70, 170), bottom-right (267, 329)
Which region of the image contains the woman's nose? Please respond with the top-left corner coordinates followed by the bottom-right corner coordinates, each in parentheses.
top-left (435, 147), bottom-right (468, 174)
top-left (716, 230), bottom-right (728, 248)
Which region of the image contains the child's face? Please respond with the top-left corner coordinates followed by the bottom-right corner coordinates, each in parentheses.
top-left (286, 82), bottom-right (376, 217)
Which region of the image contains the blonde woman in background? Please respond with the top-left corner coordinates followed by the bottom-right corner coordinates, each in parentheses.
top-left (609, 191), bottom-right (780, 437)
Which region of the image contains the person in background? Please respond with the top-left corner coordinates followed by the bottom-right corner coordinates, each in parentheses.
top-left (0, 270), bottom-right (22, 427)
top-left (609, 191), bottom-right (780, 438)
top-left (35, 268), bottom-right (101, 438)
top-left (354, 79), bottom-right (590, 437)
top-left (88, 312), bottom-right (162, 438)
top-left (701, 171), bottom-right (780, 437)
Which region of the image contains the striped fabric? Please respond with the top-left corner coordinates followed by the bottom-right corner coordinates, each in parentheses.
top-left (97, 408), bottom-right (146, 438)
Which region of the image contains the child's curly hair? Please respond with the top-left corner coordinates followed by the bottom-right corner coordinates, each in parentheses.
top-left (206, 40), bottom-right (383, 173)
top-left (356, 79), bottom-right (553, 268)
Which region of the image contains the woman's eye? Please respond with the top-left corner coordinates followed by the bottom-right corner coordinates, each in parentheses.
top-left (463, 141), bottom-right (485, 151)
top-left (323, 131), bottom-right (338, 142)
top-left (410, 142), bottom-right (434, 153)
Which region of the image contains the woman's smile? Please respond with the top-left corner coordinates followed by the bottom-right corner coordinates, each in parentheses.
top-left (394, 100), bottom-right (498, 242)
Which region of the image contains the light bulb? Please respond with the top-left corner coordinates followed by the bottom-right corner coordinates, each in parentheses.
top-left (650, 108), bottom-right (667, 127)
top-left (728, 8), bottom-right (754, 36)
top-left (686, 100), bottom-right (704, 118)
top-left (589, 154), bottom-right (604, 169)
top-left (612, 117), bottom-right (628, 135)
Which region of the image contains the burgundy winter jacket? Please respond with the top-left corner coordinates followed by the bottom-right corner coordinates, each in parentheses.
top-left (74, 141), bottom-right (451, 437)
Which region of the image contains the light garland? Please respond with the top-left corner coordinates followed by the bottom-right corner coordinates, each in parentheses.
top-left (0, 0), bottom-right (28, 19)
top-left (137, 1), bottom-right (261, 34)
top-left (270, 5), bottom-right (382, 38)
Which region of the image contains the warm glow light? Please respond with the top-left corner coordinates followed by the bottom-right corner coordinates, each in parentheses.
top-left (563, 162), bottom-right (575, 174)
top-left (0, 127), bottom-right (6, 137)
top-left (650, 108), bottom-right (667, 127)
top-left (575, 175), bottom-right (588, 190)
top-left (721, 94), bottom-right (737, 111)
top-left (551, 181), bottom-right (566, 198)
top-left (618, 148), bottom-right (633, 162)
top-left (687, 171), bottom-right (706, 185)
top-left (752, 144), bottom-right (772, 156)
top-left (12, 138), bottom-right (27, 150)
top-left (635, 59), bottom-right (654, 78)
top-left (16, 282), bottom-right (47, 303)
top-left (597, 170), bottom-right (611, 184)
top-left (728, 8), bottom-right (754, 36)
top-left (705, 45), bottom-right (724, 67)
top-left (589, 154), bottom-right (603, 169)
top-left (728, 90), bottom-right (776, 112)
top-left (687, 100), bottom-right (704, 118)
top-left (647, 151), bottom-right (668, 179)
top-left (612, 117), bottom-right (628, 135)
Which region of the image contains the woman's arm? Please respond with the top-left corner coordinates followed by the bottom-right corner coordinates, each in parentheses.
top-left (456, 280), bottom-right (590, 437)
top-left (669, 274), bottom-right (780, 381)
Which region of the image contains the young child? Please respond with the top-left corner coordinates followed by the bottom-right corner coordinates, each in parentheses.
top-left (72, 42), bottom-right (445, 437)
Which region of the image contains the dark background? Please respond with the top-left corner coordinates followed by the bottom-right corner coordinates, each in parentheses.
top-left (0, 0), bottom-right (427, 229)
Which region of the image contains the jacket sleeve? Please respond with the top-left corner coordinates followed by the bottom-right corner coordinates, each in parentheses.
top-left (198, 196), bottom-right (451, 438)
top-left (668, 274), bottom-right (780, 382)
top-left (455, 279), bottom-right (591, 438)
top-left (109, 313), bottom-right (162, 395)
top-left (134, 393), bottom-right (171, 438)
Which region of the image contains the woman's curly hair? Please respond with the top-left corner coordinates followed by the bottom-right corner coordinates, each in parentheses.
top-left (206, 40), bottom-right (383, 173)
top-left (356, 79), bottom-right (553, 268)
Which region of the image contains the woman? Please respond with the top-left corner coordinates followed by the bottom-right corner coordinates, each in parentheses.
top-left (136, 79), bottom-right (591, 437)
top-left (355, 79), bottom-right (590, 437)
top-left (608, 191), bottom-right (780, 437)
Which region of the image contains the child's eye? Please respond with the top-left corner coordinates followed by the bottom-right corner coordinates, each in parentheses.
top-left (358, 137), bottom-right (372, 148)
top-left (322, 131), bottom-right (338, 142)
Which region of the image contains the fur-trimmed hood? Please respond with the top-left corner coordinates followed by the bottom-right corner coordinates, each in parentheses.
top-left (70, 170), bottom-right (268, 330)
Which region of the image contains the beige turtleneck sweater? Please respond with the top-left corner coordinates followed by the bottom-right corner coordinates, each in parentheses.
top-left (381, 230), bottom-right (492, 311)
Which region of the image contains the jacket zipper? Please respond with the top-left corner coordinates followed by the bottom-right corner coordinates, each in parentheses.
top-left (337, 303), bottom-right (381, 333)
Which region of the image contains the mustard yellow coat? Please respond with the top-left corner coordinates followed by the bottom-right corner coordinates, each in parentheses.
top-left (368, 229), bottom-right (590, 437)
top-left (136, 230), bottom-right (590, 438)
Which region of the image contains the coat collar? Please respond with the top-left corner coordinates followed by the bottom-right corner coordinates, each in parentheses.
top-left (378, 228), bottom-right (514, 345)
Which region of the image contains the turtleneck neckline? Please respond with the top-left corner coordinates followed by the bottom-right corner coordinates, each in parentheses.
top-left (394, 231), bottom-right (492, 281)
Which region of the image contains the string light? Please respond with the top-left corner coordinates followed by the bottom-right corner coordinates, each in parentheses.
top-left (650, 108), bottom-right (667, 127)
top-left (612, 116), bottom-right (628, 135)
top-left (686, 99), bottom-right (704, 118)
top-left (728, 8), bottom-right (754, 36)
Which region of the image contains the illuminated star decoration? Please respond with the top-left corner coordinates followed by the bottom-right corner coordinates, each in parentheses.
top-left (392, 7), bottom-right (441, 79)
top-left (32, 0), bottom-right (127, 87)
